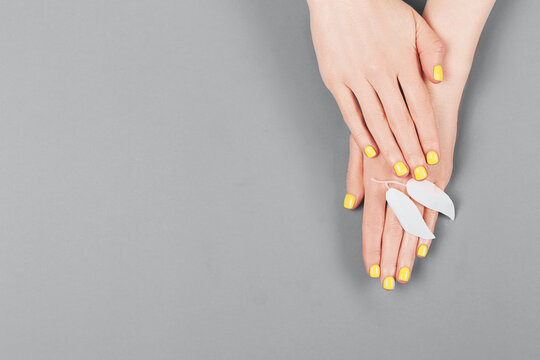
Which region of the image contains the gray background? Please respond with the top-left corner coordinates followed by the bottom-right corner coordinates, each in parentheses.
top-left (0, 0), bottom-right (538, 359)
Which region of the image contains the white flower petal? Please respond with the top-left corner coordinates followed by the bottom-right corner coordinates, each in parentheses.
top-left (386, 188), bottom-right (435, 239)
top-left (406, 179), bottom-right (455, 220)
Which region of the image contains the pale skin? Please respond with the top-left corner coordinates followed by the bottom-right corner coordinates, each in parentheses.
top-left (342, 0), bottom-right (496, 289)
top-left (308, 0), bottom-right (446, 180)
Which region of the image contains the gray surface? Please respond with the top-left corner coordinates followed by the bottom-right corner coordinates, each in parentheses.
top-left (0, 0), bottom-right (538, 359)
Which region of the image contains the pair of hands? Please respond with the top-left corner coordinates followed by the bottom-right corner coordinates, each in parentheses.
top-left (344, 87), bottom-right (454, 290)
top-left (308, 0), bottom-right (471, 290)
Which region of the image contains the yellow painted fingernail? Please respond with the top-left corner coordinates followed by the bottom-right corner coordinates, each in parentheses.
top-left (343, 193), bottom-right (356, 209)
top-left (383, 276), bottom-right (395, 290)
top-left (369, 264), bottom-right (380, 278)
top-left (426, 151), bottom-right (439, 165)
top-left (414, 166), bottom-right (427, 181)
top-left (393, 162), bottom-right (408, 177)
top-left (434, 65), bottom-right (443, 82)
top-left (398, 267), bottom-right (411, 283)
top-left (417, 245), bottom-right (428, 258)
top-left (364, 146), bottom-right (377, 158)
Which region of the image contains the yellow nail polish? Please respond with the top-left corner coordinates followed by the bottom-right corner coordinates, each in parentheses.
top-left (417, 245), bottom-right (428, 258)
top-left (434, 65), bottom-right (443, 82)
top-left (343, 194), bottom-right (356, 209)
top-left (398, 267), bottom-right (411, 283)
top-left (364, 146), bottom-right (377, 158)
top-left (393, 162), bottom-right (408, 177)
top-left (426, 151), bottom-right (439, 165)
top-left (369, 264), bottom-right (380, 278)
top-left (383, 276), bottom-right (395, 290)
top-left (414, 166), bottom-right (427, 181)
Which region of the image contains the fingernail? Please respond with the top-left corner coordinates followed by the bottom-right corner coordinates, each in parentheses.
top-left (393, 162), bottom-right (408, 177)
top-left (417, 245), bottom-right (428, 258)
top-left (383, 276), bottom-right (395, 290)
top-left (414, 166), bottom-right (427, 181)
top-left (343, 194), bottom-right (356, 209)
top-left (398, 267), bottom-right (411, 283)
top-left (426, 151), bottom-right (439, 165)
top-left (369, 264), bottom-right (380, 278)
top-left (364, 146), bottom-right (377, 158)
top-left (434, 65), bottom-right (443, 82)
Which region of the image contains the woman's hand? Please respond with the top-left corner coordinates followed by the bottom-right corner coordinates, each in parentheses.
top-left (308, 0), bottom-right (445, 180)
top-left (350, 134), bottom-right (452, 290)
top-left (346, 134), bottom-right (453, 289)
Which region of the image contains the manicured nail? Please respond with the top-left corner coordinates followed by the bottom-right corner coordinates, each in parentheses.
top-left (369, 264), bottom-right (380, 278)
top-left (343, 193), bottom-right (356, 209)
top-left (434, 65), bottom-right (443, 82)
top-left (417, 244), bottom-right (428, 258)
top-left (383, 276), bottom-right (395, 290)
top-left (364, 146), bottom-right (377, 158)
top-left (414, 166), bottom-right (427, 181)
top-left (393, 162), bottom-right (408, 177)
top-left (426, 151), bottom-right (439, 165)
top-left (398, 267), bottom-right (411, 283)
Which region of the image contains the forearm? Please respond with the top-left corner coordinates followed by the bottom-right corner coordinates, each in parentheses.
top-left (423, 0), bottom-right (496, 107)
top-left (422, 0), bottom-right (495, 163)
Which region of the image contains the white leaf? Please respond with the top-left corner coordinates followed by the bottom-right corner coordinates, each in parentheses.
top-left (386, 188), bottom-right (435, 240)
top-left (406, 179), bottom-right (455, 220)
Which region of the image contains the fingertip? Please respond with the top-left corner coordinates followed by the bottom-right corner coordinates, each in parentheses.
top-left (426, 151), bottom-right (440, 165)
top-left (417, 244), bottom-right (429, 258)
top-left (364, 145), bottom-right (378, 159)
top-left (368, 264), bottom-right (381, 278)
top-left (343, 193), bottom-right (363, 210)
top-left (343, 193), bottom-right (356, 210)
top-left (433, 65), bottom-right (444, 82)
top-left (397, 267), bottom-right (411, 283)
top-left (393, 161), bottom-right (409, 177)
top-left (413, 166), bottom-right (428, 181)
top-left (382, 276), bottom-right (395, 291)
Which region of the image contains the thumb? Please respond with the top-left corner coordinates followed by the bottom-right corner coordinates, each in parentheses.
top-left (415, 13), bottom-right (445, 83)
top-left (344, 135), bottom-right (364, 210)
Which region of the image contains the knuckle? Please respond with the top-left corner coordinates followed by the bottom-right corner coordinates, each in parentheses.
top-left (364, 60), bottom-right (388, 76)
top-left (322, 76), bottom-right (339, 92)
top-left (420, 136), bottom-right (439, 150)
top-left (403, 150), bottom-right (423, 164)
top-left (432, 39), bottom-right (445, 56)
top-left (381, 265), bottom-right (397, 275)
top-left (346, 169), bottom-right (361, 184)
top-left (350, 130), bottom-right (366, 144)
top-left (387, 115), bottom-right (410, 132)
top-left (363, 216), bottom-right (383, 231)
top-left (386, 221), bottom-right (404, 234)
top-left (410, 97), bottom-right (434, 120)
top-left (363, 248), bottom-right (381, 260)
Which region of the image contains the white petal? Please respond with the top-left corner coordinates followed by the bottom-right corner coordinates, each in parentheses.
top-left (386, 188), bottom-right (435, 239)
top-left (406, 179), bottom-right (455, 220)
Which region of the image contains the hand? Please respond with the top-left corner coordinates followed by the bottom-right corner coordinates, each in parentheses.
top-left (308, 0), bottom-right (445, 180)
top-left (346, 131), bottom-right (453, 289)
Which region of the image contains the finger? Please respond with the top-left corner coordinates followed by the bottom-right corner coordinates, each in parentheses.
top-left (414, 12), bottom-right (445, 83)
top-left (379, 204), bottom-right (404, 291)
top-left (396, 232), bottom-right (418, 284)
top-left (396, 203), bottom-right (425, 284)
top-left (398, 66), bottom-right (441, 165)
top-left (362, 180), bottom-right (386, 279)
top-left (332, 87), bottom-right (379, 159)
top-left (374, 79), bottom-right (429, 181)
top-left (352, 83), bottom-right (409, 177)
top-left (344, 135), bottom-right (364, 210)
top-left (417, 209), bottom-right (439, 258)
